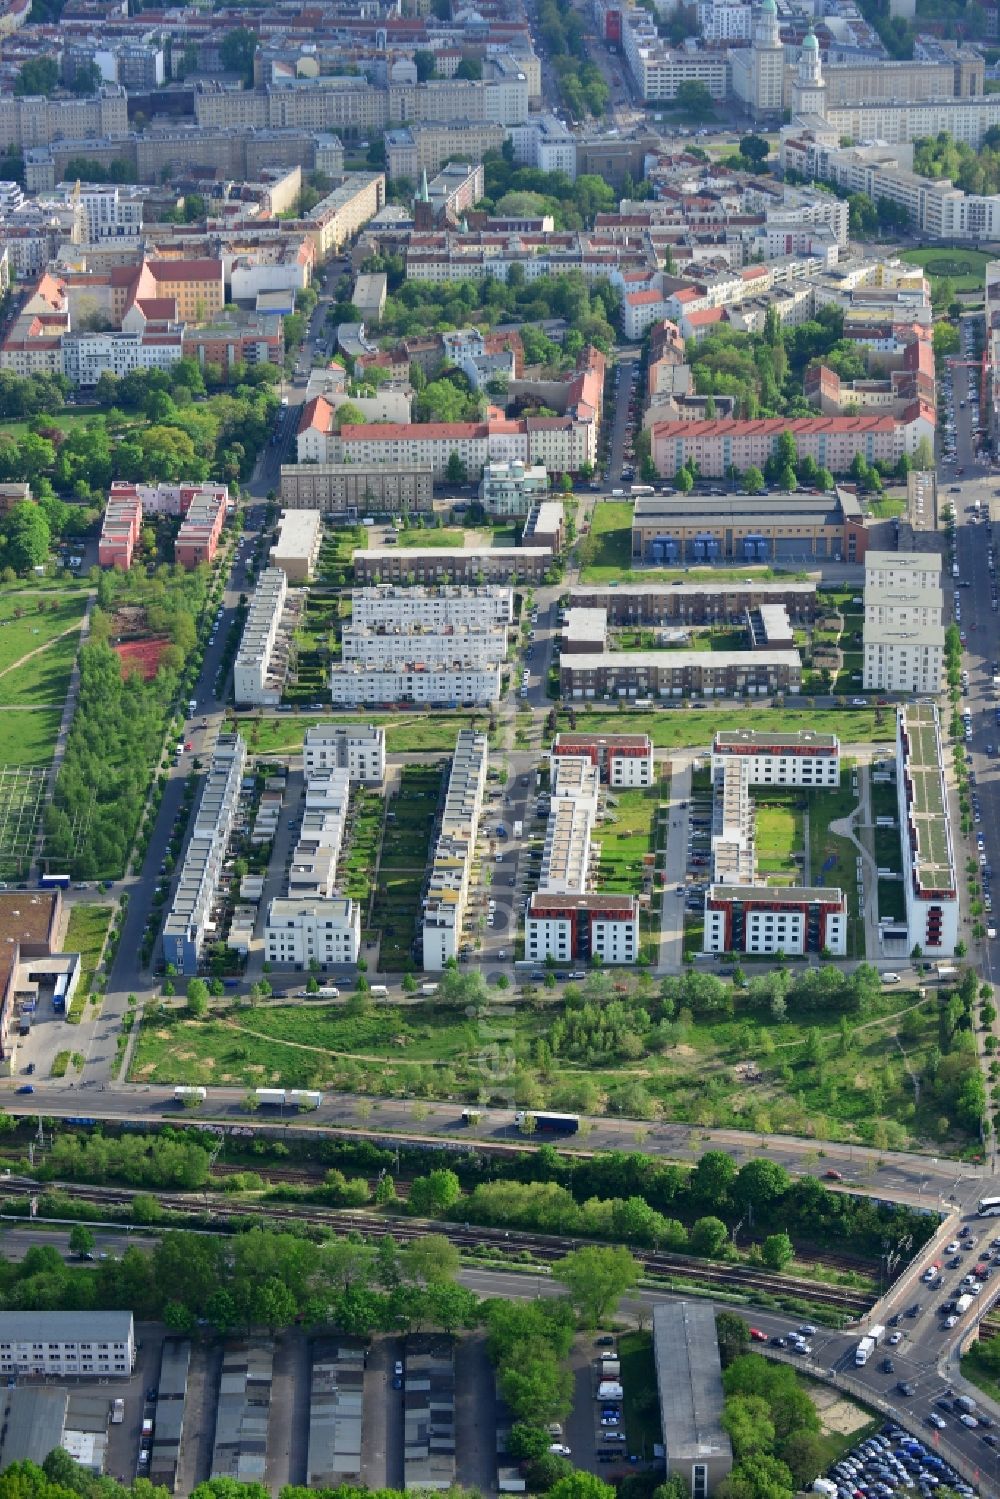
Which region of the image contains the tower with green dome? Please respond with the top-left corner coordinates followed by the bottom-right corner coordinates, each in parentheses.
top-left (792, 25), bottom-right (827, 117)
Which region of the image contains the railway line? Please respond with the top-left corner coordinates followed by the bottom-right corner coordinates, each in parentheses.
top-left (0, 1177), bottom-right (874, 1316)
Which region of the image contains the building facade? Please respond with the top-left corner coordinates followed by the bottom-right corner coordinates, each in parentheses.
top-left (422, 729), bottom-right (488, 969)
top-left (0, 1313), bottom-right (135, 1380)
top-left (710, 728), bottom-right (840, 786)
top-left (863, 549), bottom-right (944, 693)
top-left (302, 723), bottom-right (386, 784)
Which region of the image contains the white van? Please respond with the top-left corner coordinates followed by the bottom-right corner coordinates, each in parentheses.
top-left (369, 984), bottom-right (388, 997)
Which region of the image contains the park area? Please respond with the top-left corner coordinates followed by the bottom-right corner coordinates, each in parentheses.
top-left (598, 780), bottom-right (664, 893)
top-left (555, 706), bottom-right (893, 750)
top-left (233, 711), bottom-right (488, 756)
top-left (899, 246), bottom-right (991, 295)
top-left (63, 903), bottom-right (114, 1022)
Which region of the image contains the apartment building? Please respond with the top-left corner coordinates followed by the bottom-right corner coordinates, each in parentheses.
top-left (234, 568), bottom-right (288, 708)
top-left (354, 547), bottom-right (552, 585)
top-left (569, 580), bottom-right (818, 625)
top-left (386, 122), bottom-right (506, 180)
top-left (300, 173), bottom-right (385, 257)
top-left (175, 488), bottom-right (227, 568)
top-left (330, 660), bottom-right (502, 707)
top-left (62, 324), bottom-right (185, 387)
top-left (0, 87), bottom-right (127, 153)
top-left (422, 729), bottom-right (488, 970)
top-left (704, 884), bottom-right (848, 957)
top-left (560, 650), bottom-right (801, 699)
top-left (896, 703), bottom-right (959, 956)
top-left (280, 462), bottom-right (434, 514)
top-left (0, 1313), bottom-right (135, 1379)
top-left (630, 490), bottom-right (869, 566)
top-left (862, 550), bottom-right (944, 693)
top-left (652, 413), bottom-right (930, 480)
top-left (561, 608), bottom-right (608, 655)
top-left (551, 732), bottom-right (655, 788)
top-left (288, 769), bottom-right (351, 901)
top-left (162, 734), bottom-right (246, 975)
top-left (264, 897), bottom-right (361, 968)
top-left (522, 499), bottom-right (565, 553)
top-left (711, 728), bottom-right (841, 787)
top-left (340, 623), bottom-right (506, 670)
top-left (350, 585), bottom-right (514, 632)
top-left (302, 723), bottom-right (386, 785)
top-left (270, 509), bottom-right (322, 584)
top-left (98, 489), bottom-right (141, 570)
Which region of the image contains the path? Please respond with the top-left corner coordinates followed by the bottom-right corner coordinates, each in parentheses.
top-left (830, 762), bottom-right (880, 960)
top-left (658, 753), bottom-right (692, 973)
top-left (0, 621), bottom-right (84, 682)
top-left (29, 594), bottom-right (93, 881)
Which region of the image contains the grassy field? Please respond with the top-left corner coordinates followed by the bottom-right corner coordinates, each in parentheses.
top-left (808, 771), bottom-right (864, 958)
top-left (397, 529), bottom-right (467, 548)
top-left (599, 781), bottom-right (662, 893)
top-left (0, 409), bottom-right (106, 441)
top-left (371, 764), bottom-right (443, 970)
top-left (617, 1332), bottom-right (662, 1459)
top-left (555, 708), bottom-right (893, 750)
top-left (756, 796), bottom-right (804, 881)
top-left (0, 629), bottom-right (81, 708)
top-left (867, 497), bottom-right (907, 520)
top-left (0, 709), bottom-right (64, 767)
top-left (236, 712), bottom-right (487, 756)
top-left (0, 594), bottom-right (86, 679)
top-left (64, 904), bottom-right (114, 1021)
top-left (579, 501), bottom-right (633, 580)
top-left (899, 246), bottom-right (992, 293)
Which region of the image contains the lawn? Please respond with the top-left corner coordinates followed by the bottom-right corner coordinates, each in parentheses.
top-left (555, 708), bottom-right (893, 750)
top-left (397, 529), bottom-right (467, 548)
top-left (0, 409), bottom-right (107, 441)
top-left (808, 770), bottom-right (864, 958)
top-left (599, 781), bottom-right (662, 893)
top-left (617, 1332), bottom-right (662, 1461)
top-left (0, 594), bottom-right (86, 679)
top-left (756, 796), bottom-right (804, 881)
top-left (342, 789), bottom-right (383, 909)
top-left (0, 709), bottom-right (64, 767)
top-left (371, 764), bottom-right (443, 970)
top-left (578, 501), bottom-right (633, 580)
top-left (0, 629), bottom-right (81, 708)
top-left (64, 904), bottom-right (114, 1022)
top-left (236, 712), bottom-right (488, 756)
top-left (899, 246), bottom-right (992, 294)
top-left (867, 497), bottom-right (907, 520)
top-left (960, 1343), bottom-right (1000, 1406)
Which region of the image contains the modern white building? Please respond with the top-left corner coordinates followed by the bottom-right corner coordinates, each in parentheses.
top-left (289, 768), bottom-right (351, 901)
top-left (863, 550), bottom-right (944, 693)
top-left (330, 662), bottom-right (503, 707)
top-left (270, 509), bottom-right (323, 583)
top-left (551, 732), bottom-right (655, 787)
top-left (422, 729), bottom-right (488, 970)
top-left (704, 886), bottom-right (848, 957)
top-left (302, 722), bottom-right (386, 784)
top-left (710, 728), bottom-right (841, 787)
top-left (234, 568), bottom-right (288, 707)
top-left (479, 460), bottom-right (551, 517)
top-left (264, 896), bottom-right (361, 967)
top-left (162, 734), bottom-right (246, 976)
top-left (0, 1313), bottom-right (135, 1379)
top-left (340, 623), bottom-right (507, 670)
top-left (896, 702), bottom-right (959, 956)
top-left (350, 584), bottom-right (514, 631)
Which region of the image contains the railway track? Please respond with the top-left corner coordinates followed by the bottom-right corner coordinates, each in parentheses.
top-left (2, 1178), bottom-right (873, 1315)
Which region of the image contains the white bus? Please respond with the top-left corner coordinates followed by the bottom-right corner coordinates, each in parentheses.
top-left (978, 1196), bottom-right (1000, 1217)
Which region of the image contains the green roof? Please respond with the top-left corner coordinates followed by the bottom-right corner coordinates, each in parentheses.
top-left (900, 703), bottom-right (955, 893)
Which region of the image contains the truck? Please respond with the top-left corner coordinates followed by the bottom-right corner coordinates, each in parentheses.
top-left (935, 964), bottom-right (959, 981)
top-left (855, 1336), bottom-right (875, 1366)
top-left (255, 1088), bottom-right (286, 1107)
top-left (288, 1089), bottom-right (323, 1110)
top-left (110, 1400), bottom-right (125, 1425)
top-left (513, 821), bottom-right (523, 839)
top-left (956, 1293), bottom-right (975, 1315)
top-left (173, 1086), bottom-right (207, 1105)
top-left (869, 1324), bottom-right (886, 1345)
top-left (421, 983), bottom-right (439, 996)
top-left (514, 1110), bottom-right (580, 1134)
top-left (370, 984), bottom-right (388, 997)
top-left (611, 488), bottom-right (625, 497)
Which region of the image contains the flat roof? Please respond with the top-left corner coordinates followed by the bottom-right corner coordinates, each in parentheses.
top-left (715, 728), bottom-right (838, 751)
top-left (571, 581), bottom-right (817, 598)
top-left (562, 608), bottom-right (607, 642)
top-left (652, 1302), bottom-right (733, 1462)
top-left (0, 1311), bottom-right (134, 1341)
top-left (708, 883), bottom-right (846, 905)
top-left (562, 651), bottom-right (801, 669)
top-left (899, 702), bottom-right (955, 891)
top-left (633, 488), bottom-right (861, 527)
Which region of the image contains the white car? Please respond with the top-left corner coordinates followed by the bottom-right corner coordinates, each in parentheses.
top-left (946, 1240), bottom-right (961, 1254)
top-left (549, 1444), bottom-right (572, 1456)
top-left (888, 1331), bottom-right (902, 1345)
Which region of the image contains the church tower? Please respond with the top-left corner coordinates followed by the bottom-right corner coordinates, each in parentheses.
top-left (749, 0), bottom-right (785, 118)
top-left (791, 27), bottom-right (827, 118)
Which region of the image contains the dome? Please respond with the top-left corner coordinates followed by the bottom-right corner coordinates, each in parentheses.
top-left (803, 28), bottom-right (819, 49)
top-left (761, 0), bottom-right (776, 14)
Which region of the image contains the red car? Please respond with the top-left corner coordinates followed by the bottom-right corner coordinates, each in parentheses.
top-left (749, 1327), bottom-right (768, 1342)
top-left (823, 1168), bottom-right (844, 1181)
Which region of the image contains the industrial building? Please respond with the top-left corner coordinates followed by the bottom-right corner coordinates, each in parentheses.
top-left (0, 887), bottom-right (73, 1064)
top-left (403, 1336), bottom-right (456, 1491)
top-left (568, 580), bottom-right (818, 625)
top-left (162, 734), bottom-right (247, 975)
top-left (551, 732), bottom-right (655, 788)
top-left (307, 1340), bottom-right (366, 1487)
top-left (354, 546), bottom-right (552, 585)
top-left (630, 488), bottom-right (869, 566)
top-left (0, 1312), bottom-right (135, 1379)
top-left (896, 703), bottom-right (959, 956)
top-left (270, 508), bottom-right (323, 582)
top-left (652, 1303), bottom-right (733, 1497)
top-left (350, 585), bottom-right (514, 631)
top-left (302, 723), bottom-right (386, 784)
top-left (234, 568), bottom-right (291, 707)
top-left (863, 550), bottom-right (944, 694)
top-left (559, 649), bottom-right (801, 699)
top-left (422, 729), bottom-right (488, 970)
top-left (210, 1340), bottom-right (273, 1484)
top-left (264, 896), bottom-right (361, 967)
top-left (149, 1339), bottom-right (192, 1493)
top-left (710, 729), bottom-right (841, 787)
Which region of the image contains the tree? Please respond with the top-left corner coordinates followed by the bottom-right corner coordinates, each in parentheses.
top-left (740, 134), bottom-right (770, 168)
top-left (401, 1233), bottom-right (460, 1285)
top-left (70, 60), bottom-right (103, 95)
top-left (69, 1224), bottom-right (95, 1258)
top-left (553, 1244), bottom-right (639, 1325)
top-left (334, 401), bottom-right (366, 431)
top-left (186, 978), bottom-right (209, 1018)
top-left (3, 500), bottom-right (50, 573)
top-left (14, 57), bottom-right (59, 96)
top-left (455, 57), bottom-right (483, 79)
top-left (408, 1168), bottom-right (462, 1217)
top-left (716, 1311), bottom-right (751, 1367)
top-left (743, 465), bottom-right (764, 494)
top-left (220, 27), bottom-right (257, 83)
top-left (509, 1423), bottom-right (552, 1460)
top-left (414, 50), bottom-right (438, 81)
top-left (446, 450), bottom-right (467, 484)
top-left (674, 466), bottom-right (694, 493)
top-left (761, 1232), bottom-right (794, 1270)
top-left (675, 81), bottom-right (715, 118)
top-left (690, 1149), bottom-right (736, 1207)
top-left (547, 1477), bottom-right (617, 1499)
top-left (690, 1215), bottom-right (730, 1258)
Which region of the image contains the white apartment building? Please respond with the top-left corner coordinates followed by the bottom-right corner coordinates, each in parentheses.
top-left (234, 568), bottom-right (288, 707)
top-left (423, 729), bottom-right (488, 970)
top-left (622, 7), bottom-right (729, 101)
top-left (162, 734), bottom-right (246, 975)
top-left (62, 325), bottom-right (184, 386)
top-left (288, 768), bottom-right (351, 901)
top-left (697, 0), bottom-right (752, 39)
top-left (302, 722), bottom-right (386, 784)
top-left (703, 887), bottom-right (848, 956)
top-left (330, 662), bottom-right (502, 707)
top-left (863, 550), bottom-right (944, 693)
top-left (264, 896), bottom-right (361, 967)
top-left (710, 728), bottom-right (841, 787)
top-left (508, 113), bottom-right (577, 178)
top-left (479, 460), bottom-right (550, 517)
top-left (896, 703), bottom-right (959, 956)
top-left (340, 624), bottom-right (507, 671)
top-left (270, 508), bottom-right (322, 584)
top-left (0, 1313), bottom-right (135, 1379)
top-left (350, 585), bottom-right (514, 631)
top-left (551, 732), bottom-right (655, 787)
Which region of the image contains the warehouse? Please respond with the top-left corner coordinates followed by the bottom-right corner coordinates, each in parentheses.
top-left (653, 1303), bottom-right (732, 1497)
top-left (559, 649), bottom-right (801, 699)
top-left (630, 489), bottom-right (869, 566)
top-left (307, 1339), bottom-right (366, 1487)
top-left (149, 1339), bottom-right (191, 1493)
top-left (403, 1336), bottom-right (456, 1491)
top-left (210, 1340), bottom-right (273, 1484)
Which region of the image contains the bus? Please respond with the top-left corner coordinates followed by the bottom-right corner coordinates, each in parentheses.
top-left (39, 873), bottom-right (70, 889)
top-left (629, 484), bottom-right (654, 496)
top-left (978, 1196), bottom-right (1000, 1217)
